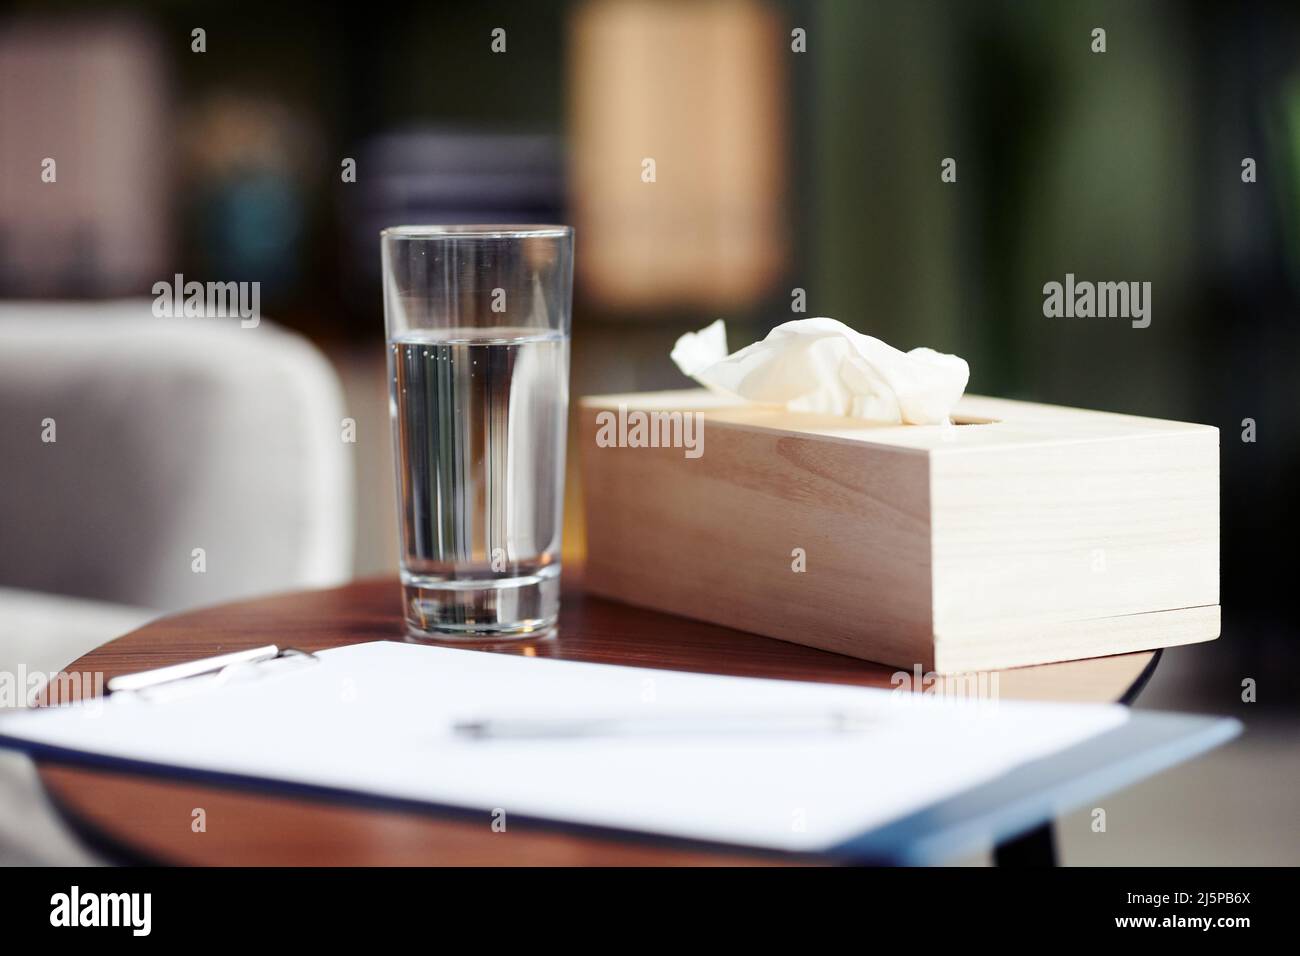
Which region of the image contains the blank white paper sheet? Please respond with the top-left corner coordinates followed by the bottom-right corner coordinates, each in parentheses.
top-left (0, 641), bottom-right (1128, 853)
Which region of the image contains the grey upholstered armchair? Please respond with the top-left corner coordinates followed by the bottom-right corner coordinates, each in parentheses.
top-left (0, 299), bottom-right (354, 675)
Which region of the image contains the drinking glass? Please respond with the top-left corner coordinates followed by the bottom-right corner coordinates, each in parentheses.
top-left (381, 225), bottom-right (573, 638)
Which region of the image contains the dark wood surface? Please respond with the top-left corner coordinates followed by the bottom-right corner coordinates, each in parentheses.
top-left (35, 573), bottom-right (1156, 866)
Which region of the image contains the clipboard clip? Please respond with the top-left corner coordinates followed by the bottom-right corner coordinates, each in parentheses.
top-left (106, 645), bottom-right (319, 696)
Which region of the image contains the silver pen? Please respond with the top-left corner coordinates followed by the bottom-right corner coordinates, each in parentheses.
top-left (452, 710), bottom-right (876, 740)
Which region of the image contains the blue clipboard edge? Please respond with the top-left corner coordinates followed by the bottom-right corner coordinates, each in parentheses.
top-left (827, 711), bottom-right (1243, 865)
top-left (0, 711), bottom-right (1241, 867)
top-left (0, 730), bottom-right (818, 865)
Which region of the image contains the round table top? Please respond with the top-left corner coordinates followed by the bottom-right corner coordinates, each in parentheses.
top-left (36, 575), bottom-right (1157, 865)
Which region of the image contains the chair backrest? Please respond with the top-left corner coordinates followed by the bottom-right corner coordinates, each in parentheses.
top-left (0, 300), bottom-right (354, 611)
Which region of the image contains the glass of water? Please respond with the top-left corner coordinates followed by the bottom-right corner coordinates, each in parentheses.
top-left (381, 225), bottom-right (573, 639)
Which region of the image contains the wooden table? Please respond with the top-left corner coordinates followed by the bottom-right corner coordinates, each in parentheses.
top-left (35, 574), bottom-right (1158, 866)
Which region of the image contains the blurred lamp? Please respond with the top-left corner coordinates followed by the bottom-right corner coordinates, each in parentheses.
top-left (569, 0), bottom-right (787, 311)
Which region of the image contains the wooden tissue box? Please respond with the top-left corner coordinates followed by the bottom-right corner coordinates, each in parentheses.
top-left (579, 390), bottom-right (1219, 673)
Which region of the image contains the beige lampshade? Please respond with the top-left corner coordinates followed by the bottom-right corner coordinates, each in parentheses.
top-left (568, 0), bottom-right (788, 311)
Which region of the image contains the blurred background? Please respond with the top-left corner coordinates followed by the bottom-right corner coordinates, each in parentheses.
top-left (0, 0), bottom-right (1297, 864)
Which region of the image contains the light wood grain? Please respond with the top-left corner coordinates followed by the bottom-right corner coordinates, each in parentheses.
top-left (580, 390), bottom-right (1220, 671)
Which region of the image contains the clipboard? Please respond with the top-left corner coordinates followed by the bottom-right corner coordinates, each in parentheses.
top-left (0, 641), bottom-right (1241, 864)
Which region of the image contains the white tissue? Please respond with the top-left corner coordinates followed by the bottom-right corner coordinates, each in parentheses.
top-left (670, 318), bottom-right (969, 425)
